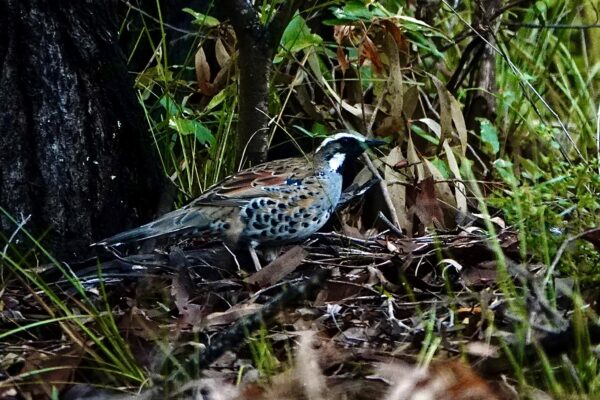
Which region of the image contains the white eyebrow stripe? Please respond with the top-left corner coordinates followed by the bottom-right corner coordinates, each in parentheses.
top-left (315, 132), bottom-right (366, 152)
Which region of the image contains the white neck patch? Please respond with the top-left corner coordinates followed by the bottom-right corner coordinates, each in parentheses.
top-left (316, 132), bottom-right (366, 153)
top-left (328, 153), bottom-right (346, 171)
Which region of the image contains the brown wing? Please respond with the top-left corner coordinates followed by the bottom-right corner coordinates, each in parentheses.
top-left (189, 156), bottom-right (314, 207)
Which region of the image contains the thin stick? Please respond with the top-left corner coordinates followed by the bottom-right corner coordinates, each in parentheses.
top-left (2, 214), bottom-right (31, 257)
top-left (361, 153), bottom-right (403, 231)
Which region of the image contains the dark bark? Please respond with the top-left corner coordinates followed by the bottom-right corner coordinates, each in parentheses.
top-left (218, 0), bottom-right (303, 167)
top-left (0, 0), bottom-right (163, 260)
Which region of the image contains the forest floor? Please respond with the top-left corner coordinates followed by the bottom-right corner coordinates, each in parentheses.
top-left (3, 217), bottom-right (592, 399)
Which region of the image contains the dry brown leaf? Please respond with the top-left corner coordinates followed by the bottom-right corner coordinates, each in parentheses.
top-left (171, 267), bottom-right (193, 314)
top-left (333, 25), bottom-right (353, 45)
top-left (377, 360), bottom-right (501, 400)
top-left (336, 46), bottom-right (349, 73)
top-left (19, 345), bottom-right (85, 397)
top-left (244, 246), bottom-right (308, 287)
top-left (442, 140), bottom-right (468, 214)
top-left (463, 261), bottom-right (498, 286)
top-left (384, 31), bottom-right (403, 120)
top-left (407, 135), bottom-right (425, 180)
top-left (423, 159), bottom-right (456, 209)
top-left (380, 19), bottom-right (403, 47)
top-left (431, 74), bottom-right (453, 144)
top-left (402, 85), bottom-right (419, 120)
top-left (314, 271), bottom-right (369, 304)
top-left (215, 38), bottom-right (230, 68)
top-left (359, 35), bottom-right (383, 74)
top-left (195, 46), bottom-right (213, 95)
top-left (414, 176), bottom-right (445, 229)
top-left (204, 303), bottom-right (262, 327)
top-left (450, 95), bottom-right (468, 156)
top-left (120, 306), bottom-right (167, 341)
top-left (384, 146), bottom-right (412, 232)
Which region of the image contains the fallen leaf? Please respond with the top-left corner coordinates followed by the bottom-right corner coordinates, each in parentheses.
top-left (244, 246), bottom-right (308, 287)
top-left (414, 176), bottom-right (445, 229)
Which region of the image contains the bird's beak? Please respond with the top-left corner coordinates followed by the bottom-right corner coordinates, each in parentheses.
top-left (365, 138), bottom-right (387, 148)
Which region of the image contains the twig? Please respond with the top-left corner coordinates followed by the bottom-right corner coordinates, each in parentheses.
top-left (119, 0), bottom-right (197, 35)
top-left (502, 22), bottom-right (600, 29)
top-left (197, 268), bottom-right (330, 368)
top-left (2, 214), bottom-right (31, 257)
top-left (377, 212), bottom-right (404, 238)
top-left (361, 154), bottom-right (403, 232)
top-left (544, 227), bottom-right (600, 288)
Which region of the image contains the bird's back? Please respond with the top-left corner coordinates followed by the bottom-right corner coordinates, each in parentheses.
top-left (95, 155), bottom-right (342, 247)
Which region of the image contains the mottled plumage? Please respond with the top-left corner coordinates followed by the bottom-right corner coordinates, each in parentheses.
top-left (95, 132), bottom-right (384, 260)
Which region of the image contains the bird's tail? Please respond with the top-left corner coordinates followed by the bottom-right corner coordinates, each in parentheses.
top-left (93, 207), bottom-right (211, 247)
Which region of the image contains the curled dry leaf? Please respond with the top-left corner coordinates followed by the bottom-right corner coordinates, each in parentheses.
top-left (215, 38), bottom-right (230, 68)
top-left (195, 46), bottom-right (213, 95)
top-left (414, 176), bottom-right (445, 229)
top-left (359, 35), bottom-right (384, 74)
top-left (333, 25), bottom-right (354, 45)
top-left (336, 46), bottom-right (349, 73)
top-left (18, 346), bottom-right (85, 398)
top-left (379, 19), bottom-right (404, 49)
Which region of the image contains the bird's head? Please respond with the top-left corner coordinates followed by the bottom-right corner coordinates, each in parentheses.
top-left (314, 131), bottom-right (385, 172)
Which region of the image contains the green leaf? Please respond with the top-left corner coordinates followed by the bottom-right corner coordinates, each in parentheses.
top-left (169, 117), bottom-right (215, 146)
top-left (293, 125), bottom-right (319, 138)
top-left (493, 159), bottom-right (519, 185)
top-left (182, 8), bottom-right (220, 28)
top-left (159, 96), bottom-right (180, 116)
top-left (478, 118), bottom-right (500, 155)
top-left (204, 89), bottom-right (227, 111)
top-left (275, 14), bottom-right (323, 63)
top-left (430, 157), bottom-right (451, 179)
top-left (329, 1), bottom-right (387, 22)
top-left (333, 1), bottom-right (373, 20)
top-left (310, 122), bottom-right (330, 138)
top-left (410, 124), bottom-right (439, 145)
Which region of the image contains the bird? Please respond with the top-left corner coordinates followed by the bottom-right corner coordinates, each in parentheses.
top-left (94, 131), bottom-right (385, 269)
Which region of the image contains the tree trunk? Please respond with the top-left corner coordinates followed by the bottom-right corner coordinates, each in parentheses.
top-left (0, 0), bottom-right (163, 261)
top-left (463, 0), bottom-right (501, 132)
top-left (219, 0), bottom-right (302, 167)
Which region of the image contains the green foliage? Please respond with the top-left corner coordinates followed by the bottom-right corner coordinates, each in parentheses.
top-left (182, 8), bottom-right (220, 27)
top-left (478, 118), bottom-right (500, 155)
top-left (275, 14), bottom-right (323, 63)
top-left (490, 159), bottom-right (600, 278)
top-left (247, 326), bottom-right (280, 378)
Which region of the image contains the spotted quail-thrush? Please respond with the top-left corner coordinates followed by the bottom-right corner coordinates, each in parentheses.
top-left (94, 131), bottom-right (384, 268)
